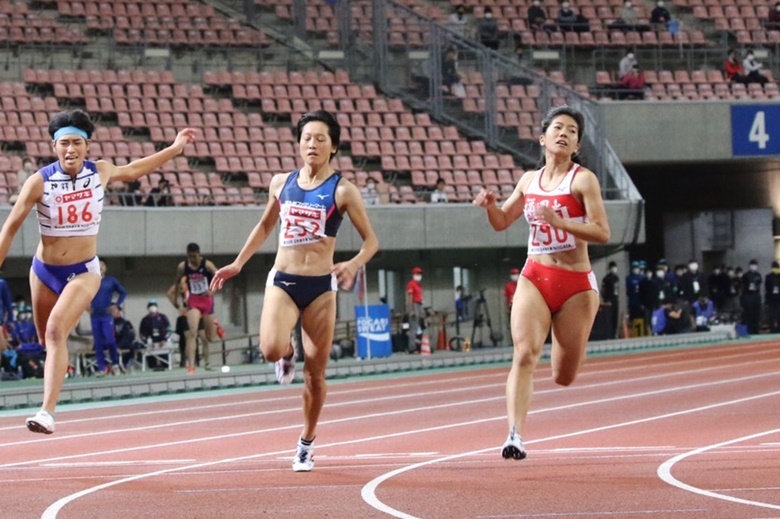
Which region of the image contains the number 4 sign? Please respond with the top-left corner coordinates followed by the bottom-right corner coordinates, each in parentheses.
top-left (731, 105), bottom-right (780, 157)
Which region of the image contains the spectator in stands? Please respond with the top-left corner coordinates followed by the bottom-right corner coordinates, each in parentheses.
top-left (725, 49), bottom-right (748, 84)
top-left (618, 50), bottom-right (637, 80)
top-left (11, 157), bottom-right (36, 204)
top-left (611, 0), bottom-right (650, 32)
top-left (430, 178), bottom-right (449, 203)
top-left (556, 0), bottom-right (579, 32)
top-left (650, 0), bottom-right (672, 29)
top-left (741, 259), bottom-right (762, 334)
top-left (0, 108), bottom-right (195, 435)
top-left (766, 2), bottom-right (780, 30)
top-left (473, 105), bottom-right (610, 461)
top-left (120, 180), bottom-right (144, 206)
top-left (620, 65), bottom-right (646, 99)
top-left (209, 109), bottom-right (379, 473)
top-left (89, 260), bottom-right (126, 376)
top-left (361, 177), bottom-right (380, 205)
top-left (742, 49), bottom-right (769, 86)
top-left (448, 4), bottom-right (470, 37)
top-left (765, 260), bottom-right (780, 332)
top-left (144, 178), bottom-right (172, 207)
top-left (442, 47), bottom-right (466, 98)
top-left (477, 7), bottom-right (500, 50)
top-left (527, 0), bottom-right (555, 32)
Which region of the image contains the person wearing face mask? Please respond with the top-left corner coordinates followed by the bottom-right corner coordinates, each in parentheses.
top-left (477, 6), bottom-right (499, 50)
top-left (742, 49), bottom-right (769, 86)
top-left (626, 260), bottom-right (644, 324)
top-left (88, 260), bottom-right (127, 377)
top-left (139, 299), bottom-right (172, 370)
top-left (448, 4), bottom-right (469, 37)
top-left (741, 259), bottom-right (762, 334)
top-left (406, 266), bottom-right (425, 352)
top-left (527, 0), bottom-right (553, 32)
top-left (618, 50), bottom-right (637, 80)
top-left (361, 177), bottom-right (380, 206)
top-left (767, 2), bottom-right (780, 30)
top-left (680, 259), bottom-right (706, 304)
top-left (764, 261), bottom-right (780, 333)
top-left (11, 157), bottom-right (36, 204)
top-left (600, 261), bottom-right (620, 338)
top-left (650, 0), bottom-right (671, 28)
top-left (557, 0), bottom-right (578, 32)
top-left (708, 265), bottom-right (726, 313)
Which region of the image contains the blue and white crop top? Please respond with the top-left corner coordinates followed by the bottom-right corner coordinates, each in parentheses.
top-left (278, 170), bottom-right (344, 247)
top-left (36, 160), bottom-right (103, 237)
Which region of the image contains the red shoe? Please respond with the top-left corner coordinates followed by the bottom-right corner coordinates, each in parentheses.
top-left (187, 365), bottom-right (195, 375)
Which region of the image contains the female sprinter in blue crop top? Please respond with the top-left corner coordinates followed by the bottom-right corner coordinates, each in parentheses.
top-left (210, 110), bottom-right (379, 472)
top-left (0, 109), bottom-right (195, 434)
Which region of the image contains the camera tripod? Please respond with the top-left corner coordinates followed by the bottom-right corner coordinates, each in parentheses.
top-left (470, 289), bottom-right (503, 348)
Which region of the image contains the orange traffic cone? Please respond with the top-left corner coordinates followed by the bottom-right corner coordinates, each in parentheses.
top-left (421, 334), bottom-right (431, 356)
top-left (620, 312), bottom-right (630, 339)
top-left (437, 325), bottom-right (448, 350)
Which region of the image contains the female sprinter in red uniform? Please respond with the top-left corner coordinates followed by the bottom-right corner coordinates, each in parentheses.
top-left (473, 105), bottom-right (610, 459)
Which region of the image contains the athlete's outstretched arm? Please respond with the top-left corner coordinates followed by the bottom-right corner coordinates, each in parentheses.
top-left (210, 175), bottom-right (283, 291)
top-left (535, 169), bottom-right (611, 244)
top-left (0, 173), bottom-right (43, 267)
top-left (99, 128), bottom-right (197, 183)
top-left (332, 181), bottom-right (379, 290)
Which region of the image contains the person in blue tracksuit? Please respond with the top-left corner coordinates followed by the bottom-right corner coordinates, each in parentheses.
top-left (89, 260), bottom-right (126, 375)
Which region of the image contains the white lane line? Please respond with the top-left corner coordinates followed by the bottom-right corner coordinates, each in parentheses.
top-left (41, 460), bottom-right (195, 467)
top-left (657, 428), bottom-right (780, 510)
top-left (4, 351), bottom-right (776, 450)
top-left (476, 509), bottom-right (707, 518)
top-left (360, 389), bottom-right (780, 519)
top-left (2, 341), bottom-right (772, 426)
top-left (1, 369), bottom-right (773, 471)
top-left (39, 374), bottom-right (780, 518)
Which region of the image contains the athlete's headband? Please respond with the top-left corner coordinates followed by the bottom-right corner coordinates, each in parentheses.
top-left (53, 126), bottom-right (89, 142)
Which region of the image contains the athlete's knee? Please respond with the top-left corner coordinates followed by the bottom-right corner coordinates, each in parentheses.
top-left (44, 320), bottom-right (68, 347)
top-left (259, 339), bottom-right (292, 362)
top-left (552, 370), bottom-right (577, 386)
top-left (513, 343), bottom-right (541, 370)
top-left (303, 366), bottom-right (327, 392)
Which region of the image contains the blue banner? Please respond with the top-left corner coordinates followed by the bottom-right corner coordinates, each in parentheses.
top-left (354, 304), bottom-right (392, 359)
top-left (731, 104), bottom-right (780, 157)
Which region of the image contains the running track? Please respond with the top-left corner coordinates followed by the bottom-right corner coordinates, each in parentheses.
top-left (0, 340), bottom-right (779, 519)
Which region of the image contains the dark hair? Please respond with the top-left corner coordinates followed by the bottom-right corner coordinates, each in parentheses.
top-left (186, 242), bottom-right (200, 253)
top-left (541, 105), bottom-right (585, 144)
top-left (48, 109), bottom-right (95, 140)
top-left (295, 110), bottom-right (341, 158)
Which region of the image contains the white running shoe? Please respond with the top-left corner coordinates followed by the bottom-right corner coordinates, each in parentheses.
top-left (501, 432), bottom-right (526, 460)
top-left (275, 354), bottom-right (295, 385)
top-left (292, 443), bottom-right (314, 472)
top-left (26, 410), bottom-right (55, 435)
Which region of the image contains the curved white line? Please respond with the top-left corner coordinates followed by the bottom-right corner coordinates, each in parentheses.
top-left (362, 389), bottom-right (780, 518)
top-left (657, 428), bottom-right (780, 510)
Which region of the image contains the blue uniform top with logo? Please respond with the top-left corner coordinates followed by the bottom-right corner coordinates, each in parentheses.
top-left (278, 170), bottom-right (344, 247)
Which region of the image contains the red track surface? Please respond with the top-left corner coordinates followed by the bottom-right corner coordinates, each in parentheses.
top-left (1, 340), bottom-right (779, 519)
